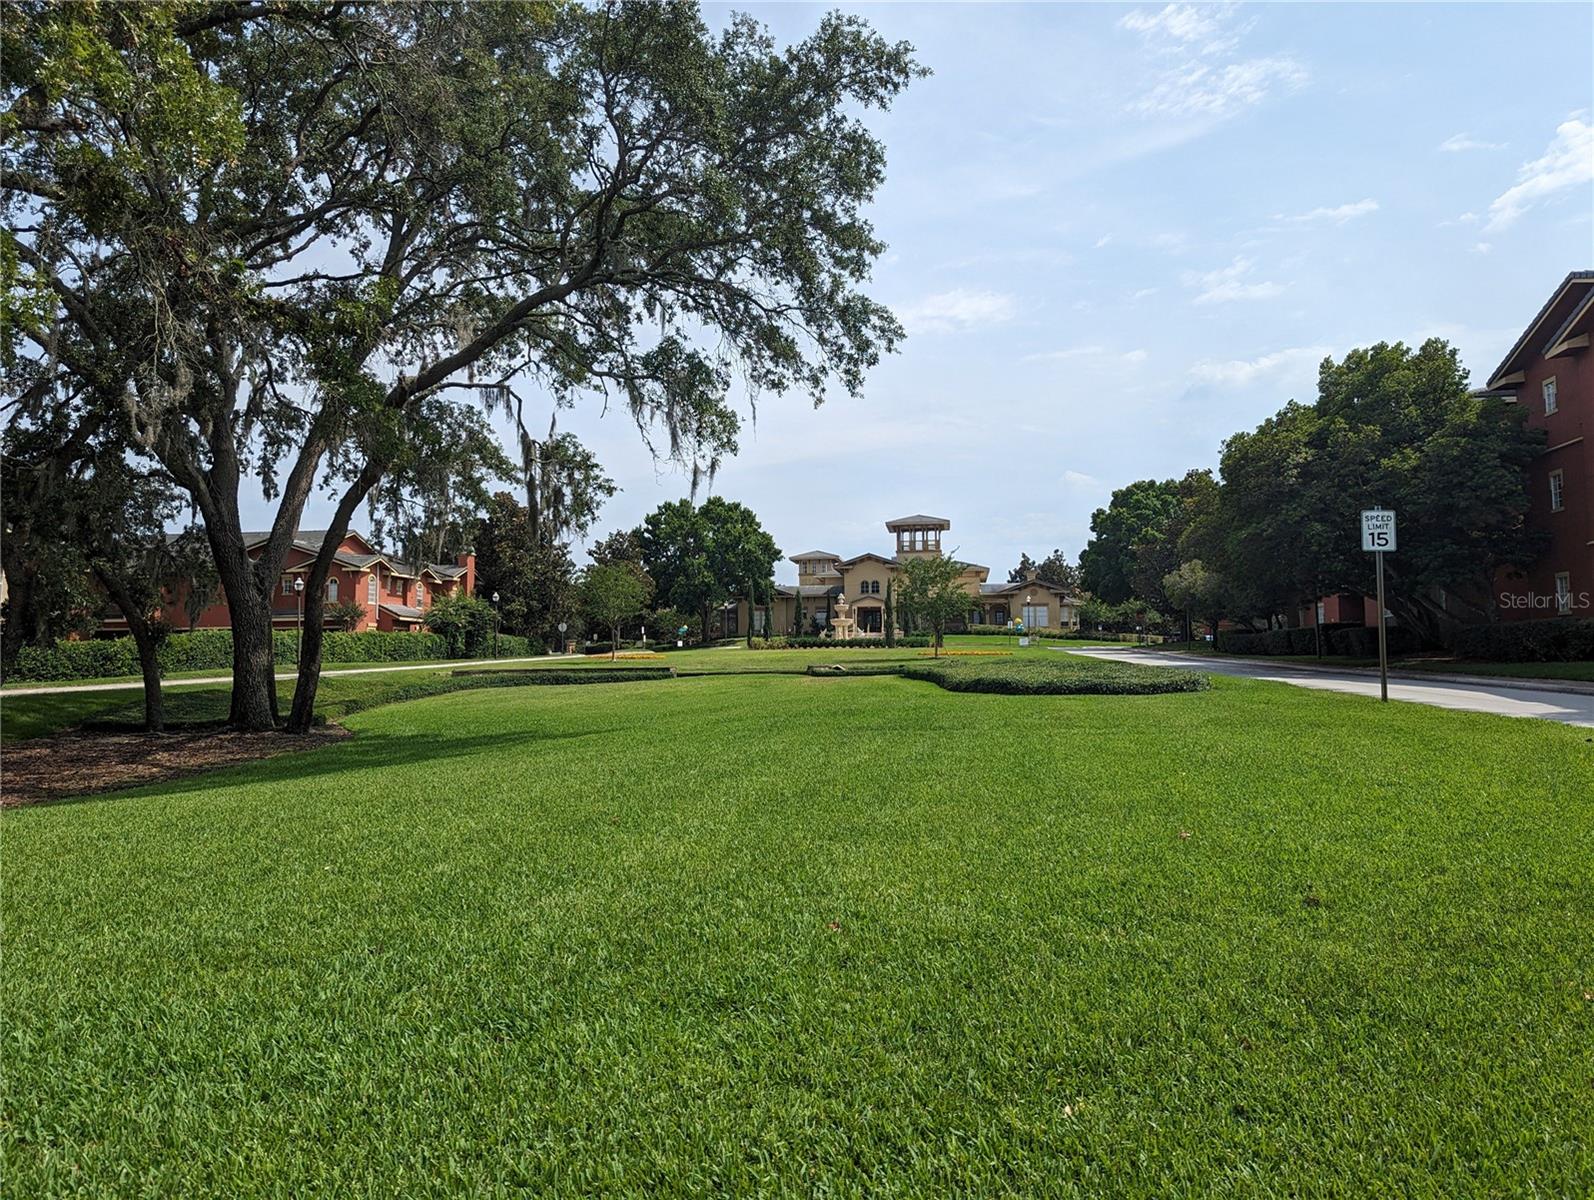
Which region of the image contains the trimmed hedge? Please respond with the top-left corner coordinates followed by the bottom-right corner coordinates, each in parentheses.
top-left (1213, 624), bottom-right (1380, 658)
top-left (900, 657), bottom-right (1209, 696)
top-left (750, 636), bottom-right (931, 650)
top-left (1447, 618), bottom-right (1594, 663)
top-left (959, 625), bottom-right (1096, 640)
top-left (449, 667), bottom-right (674, 684)
top-left (805, 663), bottom-right (908, 677)
top-left (10, 628), bottom-right (543, 682)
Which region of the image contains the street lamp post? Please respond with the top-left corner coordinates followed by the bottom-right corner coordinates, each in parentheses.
top-left (293, 576), bottom-right (306, 667)
top-left (491, 591), bottom-right (500, 658)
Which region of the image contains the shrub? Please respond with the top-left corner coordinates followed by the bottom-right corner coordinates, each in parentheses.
top-left (1326, 626), bottom-right (1425, 658)
top-left (805, 663), bottom-right (905, 677)
top-left (958, 625), bottom-right (1093, 640)
top-left (423, 593), bottom-right (497, 658)
top-left (1446, 618), bottom-right (1594, 663)
top-left (900, 657), bottom-right (1208, 696)
top-left (750, 635), bottom-right (931, 649)
top-left (8, 625), bottom-right (540, 682)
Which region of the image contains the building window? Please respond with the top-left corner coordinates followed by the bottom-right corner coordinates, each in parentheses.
top-left (367, 573), bottom-right (377, 604)
top-left (1549, 469), bottom-right (1564, 512)
top-left (1543, 376), bottom-right (1557, 415)
top-left (326, 578), bottom-right (338, 602)
top-left (416, 581), bottom-right (426, 606)
top-left (1022, 604), bottom-right (1048, 628)
top-left (281, 576), bottom-right (295, 596)
top-left (1555, 572), bottom-right (1572, 615)
top-left (1315, 600), bottom-right (1326, 624)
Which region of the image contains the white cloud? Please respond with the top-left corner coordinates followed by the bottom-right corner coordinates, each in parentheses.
top-left (1094, 234), bottom-right (1113, 249)
top-left (1122, 348), bottom-right (1149, 365)
top-left (1189, 345), bottom-right (1329, 386)
top-left (1278, 197), bottom-right (1379, 225)
top-left (896, 288), bottom-right (1017, 335)
top-left (1130, 286), bottom-right (1161, 301)
top-left (1022, 345), bottom-right (1104, 363)
top-left (1132, 57), bottom-right (1308, 120)
top-left (1483, 116), bottom-right (1594, 232)
top-left (1182, 256), bottom-right (1284, 304)
top-left (1439, 133), bottom-right (1505, 153)
top-left (1119, 4), bottom-right (1242, 56)
top-left (1471, 242), bottom-right (1492, 255)
top-left (1120, 5), bottom-right (1305, 120)
top-left (1061, 469), bottom-right (1100, 489)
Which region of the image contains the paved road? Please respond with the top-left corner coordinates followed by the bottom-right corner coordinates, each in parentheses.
top-left (1, 655), bottom-right (569, 698)
top-left (1062, 646), bottom-right (1594, 727)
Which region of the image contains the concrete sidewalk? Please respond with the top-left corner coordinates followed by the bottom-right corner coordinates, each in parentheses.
top-left (1, 655), bottom-right (573, 698)
top-left (1062, 646), bottom-right (1594, 727)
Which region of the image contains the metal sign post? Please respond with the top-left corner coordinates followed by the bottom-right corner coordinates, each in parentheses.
top-left (1360, 508), bottom-right (1397, 702)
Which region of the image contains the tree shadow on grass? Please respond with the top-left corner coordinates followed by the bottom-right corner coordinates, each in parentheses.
top-left (20, 724), bottom-right (622, 811)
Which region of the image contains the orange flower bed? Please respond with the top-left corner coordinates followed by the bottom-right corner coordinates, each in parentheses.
top-left (611, 651), bottom-right (664, 660)
top-left (916, 649), bottom-right (1013, 657)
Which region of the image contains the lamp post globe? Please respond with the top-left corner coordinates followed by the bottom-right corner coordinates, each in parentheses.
top-left (293, 576), bottom-right (306, 666)
top-left (490, 592), bottom-right (501, 657)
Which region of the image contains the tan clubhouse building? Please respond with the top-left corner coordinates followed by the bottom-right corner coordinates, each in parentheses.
top-left (728, 514), bottom-right (1080, 638)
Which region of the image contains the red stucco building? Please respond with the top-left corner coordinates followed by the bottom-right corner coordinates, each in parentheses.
top-left (106, 530), bottom-right (475, 635)
top-left (1484, 271), bottom-right (1593, 620)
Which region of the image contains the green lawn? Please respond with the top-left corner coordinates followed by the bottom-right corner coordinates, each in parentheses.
top-left (4, 662), bottom-right (1592, 1195)
top-left (0, 638), bottom-right (1113, 741)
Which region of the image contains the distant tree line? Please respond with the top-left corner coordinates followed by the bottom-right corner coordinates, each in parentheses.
top-left (1076, 340), bottom-right (1543, 642)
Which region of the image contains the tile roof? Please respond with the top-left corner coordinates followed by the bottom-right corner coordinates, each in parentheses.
top-left (884, 514), bottom-right (951, 530)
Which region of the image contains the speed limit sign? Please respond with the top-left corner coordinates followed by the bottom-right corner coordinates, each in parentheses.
top-left (1360, 509), bottom-right (1396, 552)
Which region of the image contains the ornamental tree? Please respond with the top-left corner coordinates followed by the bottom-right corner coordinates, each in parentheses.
top-left (895, 552), bottom-right (969, 656)
top-left (579, 561), bottom-right (652, 658)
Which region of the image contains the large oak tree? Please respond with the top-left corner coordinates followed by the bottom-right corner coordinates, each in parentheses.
top-left (4, 0), bottom-right (922, 729)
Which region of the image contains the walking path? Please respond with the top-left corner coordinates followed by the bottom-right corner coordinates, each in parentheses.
top-left (1, 656), bottom-right (568, 698)
top-left (1062, 646), bottom-right (1594, 727)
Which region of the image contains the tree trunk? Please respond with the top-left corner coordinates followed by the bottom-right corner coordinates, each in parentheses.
top-left (0, 565), bottom-right (39, 681)
top-left (92, 566), bottom-right (164, 733)
top-left (204, 532), bottom-right (280, 730)
top-left (287, 459), bottom-right (386, 733)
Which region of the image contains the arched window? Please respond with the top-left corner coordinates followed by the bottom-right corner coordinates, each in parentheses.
top-left (326, 578), bottom-right (338, 602)
top-left (367, 573), bottom-right (378, 604)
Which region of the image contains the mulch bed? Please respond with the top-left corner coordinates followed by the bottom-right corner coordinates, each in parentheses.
top-left (1, 725), bottom-right (351, 807)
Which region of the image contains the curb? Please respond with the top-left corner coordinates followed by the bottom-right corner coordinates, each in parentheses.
top-left (1096, 649), bottom-right (1594, 698)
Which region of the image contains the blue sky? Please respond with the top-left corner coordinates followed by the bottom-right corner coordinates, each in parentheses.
top-left (291, 2), bottom-right (1594, 582)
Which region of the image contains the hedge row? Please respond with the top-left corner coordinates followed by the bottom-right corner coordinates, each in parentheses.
top-left (900, 657), bottom-right (1209, 696)
top-left (959, 625), bottom-right (1095, 640)
top-left (1447, 618), bottom-right (1594, 663)
top-left (10, 628), bottom-right (542, 682)
top-left (1210, 625), bottom-right (1426, 658)
top-left (749, 636), bottom-right (932, 650)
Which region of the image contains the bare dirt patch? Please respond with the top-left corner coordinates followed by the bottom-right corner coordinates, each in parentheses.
top-left (1, 726), bottom-right (351, 807)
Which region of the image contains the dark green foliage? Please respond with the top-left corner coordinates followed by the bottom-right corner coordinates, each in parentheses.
top-left (958, 626), bottom-right (1098, 640)
top-left (753, 636), bottom-right (931, 649)
top-left (639, 497), bottom-right (780, 642)
top-left (1447, 618), bottom-right (1594, 663)
top-left (10, 629), bottom-right (539, 682)
top-left (901, 657), bottom-right (1209, 695)
top-left (1078, 478), bottom-right (1184, 604)
top-left (423, 593), bottom-right (499, 658)
top-left (1212, 626), bottom-right (1430, 658)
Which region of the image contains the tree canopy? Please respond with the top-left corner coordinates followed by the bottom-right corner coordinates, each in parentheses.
top-left (4, 0), bottom-right (922, 727)
top-left (638, 496), bottom-right (779, 642)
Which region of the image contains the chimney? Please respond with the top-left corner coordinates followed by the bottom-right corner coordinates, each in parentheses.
top-left (458, 551), bottom-right (476, 596)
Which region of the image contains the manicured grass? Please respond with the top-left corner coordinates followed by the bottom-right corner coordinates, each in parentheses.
top-left (4, 668), bottom-right (1592, 1194)
top-left (902, 654), bottom-right (1208, 694)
